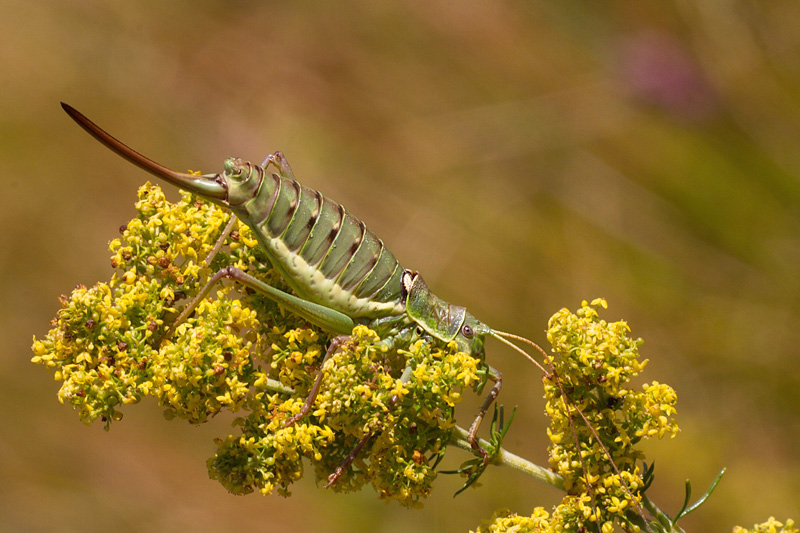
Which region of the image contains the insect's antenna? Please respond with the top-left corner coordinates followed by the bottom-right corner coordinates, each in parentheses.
top-left (489, 330), bottom-right (549, 375)
top-left (490, 328), bottom-right (652, 532)
top-left (489, 330), bottom-right (601, 529)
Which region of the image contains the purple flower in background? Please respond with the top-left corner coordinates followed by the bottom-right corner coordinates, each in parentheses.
top-left (622, 31), bottom-right (718, 121)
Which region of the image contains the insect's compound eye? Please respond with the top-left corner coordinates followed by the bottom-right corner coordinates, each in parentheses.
top-left (461, 324), bottom-right (473, 338)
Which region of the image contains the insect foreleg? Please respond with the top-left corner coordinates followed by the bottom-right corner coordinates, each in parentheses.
top-left (467, 364), bottom-right (502, 466)
top-left (166, 266), bottom-right (355, 339)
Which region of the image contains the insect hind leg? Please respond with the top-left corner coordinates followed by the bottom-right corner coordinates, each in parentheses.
top-left (325, 430), bottom-right (374, 488)
top-left (324, 364), bottom-right (414, 487)
top-left (163, 264), bottom-right (355, 346)
top-left (203, 214), bottom-right (238, 268)
top-left (283, 335), bottom-right (351, 428)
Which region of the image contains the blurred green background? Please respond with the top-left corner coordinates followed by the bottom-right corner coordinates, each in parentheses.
top-left (3, 1), bottom-right (799, 531)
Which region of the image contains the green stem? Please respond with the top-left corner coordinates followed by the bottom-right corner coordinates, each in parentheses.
top-left (448, 427), bottom-right (689, 533)
top-left (449, 425), bottom-right (564, 490)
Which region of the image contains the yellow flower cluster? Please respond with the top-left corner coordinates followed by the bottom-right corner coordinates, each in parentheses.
top-left (32, 183), bottom-right (483, 507)
top-left (288, 327), bottom-right (483, 506)
top-left (542, 299), bottom-right (679, 531)
top-left (472, 508), bottom-right (553, 532)
top-left (32, 184), bottom-right (264, 427)
top-left (208, 404), bottom-right (337, 497)
top-left (733, 517), bottom-right (798, 533)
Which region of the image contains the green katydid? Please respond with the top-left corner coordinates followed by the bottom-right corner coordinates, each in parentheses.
top-left (60, 104), bottom-right (650, 527)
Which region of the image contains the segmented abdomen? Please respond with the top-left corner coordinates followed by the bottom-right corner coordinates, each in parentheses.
top-left (229, 159), bottom-right (405, 318)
